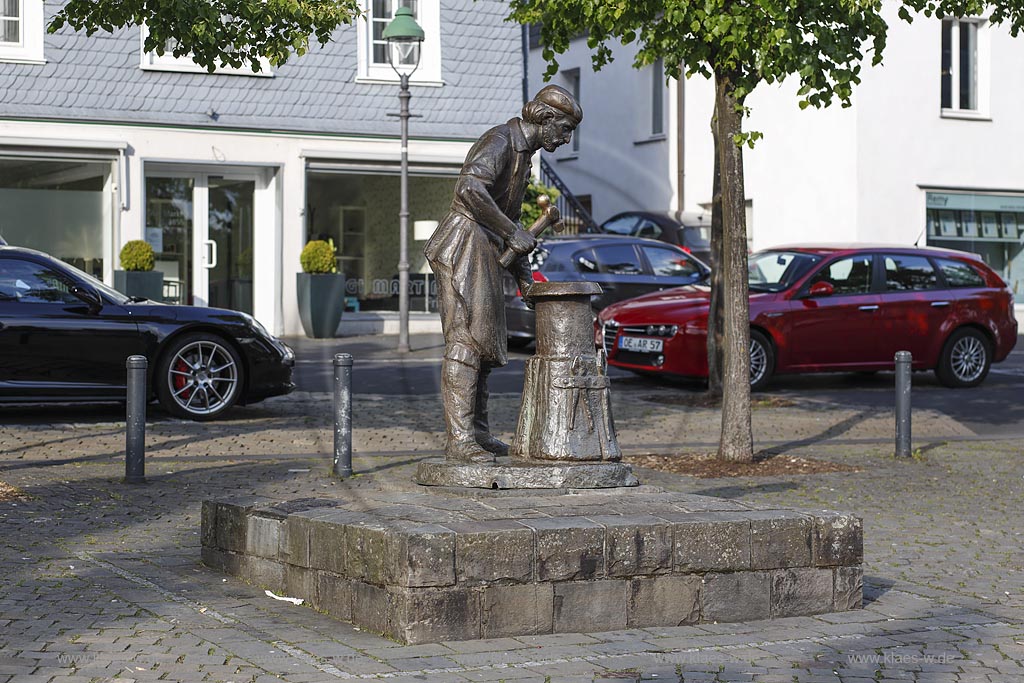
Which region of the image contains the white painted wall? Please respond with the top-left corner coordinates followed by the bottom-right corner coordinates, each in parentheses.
top-left (0, 119), bottom-right (471, 336)
top-left (855, 7), bottom-right (1024, 244)
top-left (529, 40), bottom-right (673, 223)
top-left (680, 42), bottom-right (865, 250)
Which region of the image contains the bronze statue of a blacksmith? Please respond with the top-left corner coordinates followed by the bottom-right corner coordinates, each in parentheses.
top-left (424, 85), bottom-right (582, 464)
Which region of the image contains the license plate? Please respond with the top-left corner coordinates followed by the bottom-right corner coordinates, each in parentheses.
top-left (618, 336), bottom-right (663, 353)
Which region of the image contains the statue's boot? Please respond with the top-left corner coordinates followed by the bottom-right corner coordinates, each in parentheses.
top-left (441, 358), bottom-right (495, 464)
top-left (474, 365), bottom-right (510, 457)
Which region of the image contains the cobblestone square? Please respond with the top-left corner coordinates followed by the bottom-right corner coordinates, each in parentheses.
top-left (1, 376), bottom-right (1021, 682)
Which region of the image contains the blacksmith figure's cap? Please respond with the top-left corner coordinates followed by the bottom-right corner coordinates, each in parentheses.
top-left (532, 84), bottom-right (583, 124)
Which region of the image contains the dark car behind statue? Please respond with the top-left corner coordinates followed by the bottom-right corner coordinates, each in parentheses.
top-left (599, 211), bottom-right (712, 265)
top-left (0, 244), bottom-right (294, 420)
top-left (506, 235), bottom-right (710, 346)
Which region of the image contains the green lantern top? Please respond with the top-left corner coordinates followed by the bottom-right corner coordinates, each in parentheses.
top-left (382, 7), bottom-right (424, 42)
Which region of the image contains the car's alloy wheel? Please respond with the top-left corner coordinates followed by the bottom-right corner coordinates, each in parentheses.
top-left (936, 328), bottom-right (991, 388)
top-left (749, 330), bottom-right (775, 391)
top-left (950, 335), bottom-right (986, 382)
top-left (157, 333), bottom-right (243, 420)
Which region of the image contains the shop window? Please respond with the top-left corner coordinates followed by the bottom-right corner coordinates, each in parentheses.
top-left (0, 158), bottom-right (111, 279)
top-left (940, 18), bottom-right (988, 117)
top-left (0, 0), bottom-right (44, 64)
top-left (305, 171), bottom-right (456, 310)
top-left (356, 0), bottom-right (442, 84)
top-left (926, 191), bottom-right (1024, 299)
top-left (140, 25), bottom-right (272, 76)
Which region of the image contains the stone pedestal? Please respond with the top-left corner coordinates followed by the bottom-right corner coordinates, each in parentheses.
top-left (201, 489), bottom-right (863, 644)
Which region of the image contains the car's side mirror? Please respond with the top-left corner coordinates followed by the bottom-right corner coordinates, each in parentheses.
top-left (71, 285), bottom-right (102, 311)
top-left (807, 281), bottom-right (835, 298)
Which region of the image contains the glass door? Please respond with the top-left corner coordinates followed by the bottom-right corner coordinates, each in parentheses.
top-left (207, 176), bottom-right (255, 314)
top-left (144, 170), bottom-right (255, 313)
top-left (146, 176), bottom-right (195, 306)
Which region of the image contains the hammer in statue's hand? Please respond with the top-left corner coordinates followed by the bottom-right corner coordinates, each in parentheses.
top-left (498, 195), bottom-right (564, 269)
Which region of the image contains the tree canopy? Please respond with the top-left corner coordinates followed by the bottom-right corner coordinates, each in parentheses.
top-left (513, 0), bottom-right (891, 131)
top-left (50, 0), bottom-right (361, 73)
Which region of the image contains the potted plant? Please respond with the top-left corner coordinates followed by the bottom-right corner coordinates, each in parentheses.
top-left (296, 239), bottom-right (346, 338)
top-left (114, 240), bottom-right (164, 301)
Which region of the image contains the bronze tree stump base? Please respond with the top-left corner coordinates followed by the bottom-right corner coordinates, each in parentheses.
top-left (414, 458), bottom-right (639, 489)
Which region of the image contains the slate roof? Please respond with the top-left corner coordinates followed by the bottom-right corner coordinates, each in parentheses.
top-left (0, 1), bottom-right (523, 140)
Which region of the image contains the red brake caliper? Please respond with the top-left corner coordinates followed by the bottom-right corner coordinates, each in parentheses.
top-left (174, 359), bottom-right (191, 399)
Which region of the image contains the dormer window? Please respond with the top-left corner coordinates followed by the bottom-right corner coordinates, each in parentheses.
top-left (0, 0), bottom-right (44, 64)
top-left (357, 0), bottom-right (442, 85)
top-left (139, 25), bottom-right (272, 77)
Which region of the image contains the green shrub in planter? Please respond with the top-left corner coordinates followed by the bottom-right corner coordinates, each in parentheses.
top-left (300, 240), bottom-right (337, 274)
top-left (297, 240), bottom-right (345, 338)
top-left (120, 240), bottom-right (155, 271)
top-left (115, 240), bottom-right (163, 301)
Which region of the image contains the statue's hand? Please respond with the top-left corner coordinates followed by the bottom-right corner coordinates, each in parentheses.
top-left (508, 227), bottom-right (537, 256)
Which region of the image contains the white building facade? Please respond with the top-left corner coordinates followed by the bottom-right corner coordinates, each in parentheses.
top-left (1, 0), bottom-right (523, 336)
top-left (529, 5), bottom-right (1024, 315)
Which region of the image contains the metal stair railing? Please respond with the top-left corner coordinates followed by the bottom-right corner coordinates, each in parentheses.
top-left (539, 157), bottom-right (598, 235)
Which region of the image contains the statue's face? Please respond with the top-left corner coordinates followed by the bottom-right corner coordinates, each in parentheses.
top-left (540, 115), bottom-right (576, 153)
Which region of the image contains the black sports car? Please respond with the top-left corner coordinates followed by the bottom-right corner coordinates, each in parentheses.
top-left (506, 235), bottom-right (710, 346)
top-left (0, 244), bottom-right (294, 420)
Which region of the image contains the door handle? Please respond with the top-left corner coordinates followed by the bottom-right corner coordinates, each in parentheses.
top-left (858, 305), bottom-right (879, 311)
top-left (931, 301), bottom-right (950, 307)
top-left (203, 240), bottom-right (218, 269)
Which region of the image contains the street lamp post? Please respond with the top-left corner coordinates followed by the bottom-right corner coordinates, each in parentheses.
top-left (384, 7), bottom-right (424, 354)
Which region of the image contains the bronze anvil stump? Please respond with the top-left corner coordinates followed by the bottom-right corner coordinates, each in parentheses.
top-left (513, 281), bottom-right (621, 463)
top-left (415, 280), bottom-right (638, 489)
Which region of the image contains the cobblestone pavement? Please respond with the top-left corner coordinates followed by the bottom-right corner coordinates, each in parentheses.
top-left (1, 385), bottom-right (1022, 683)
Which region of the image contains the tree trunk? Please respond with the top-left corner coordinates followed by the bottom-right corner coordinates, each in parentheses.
top-left (706, 102), bottom-right (724, 398)
top-left (713, 70), bottom-right (754, 463)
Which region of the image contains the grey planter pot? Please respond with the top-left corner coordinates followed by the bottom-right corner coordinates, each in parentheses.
top-left (297, 273), bottom-right (347, 338)
top-left (114, 270), bottom-right (164, 301)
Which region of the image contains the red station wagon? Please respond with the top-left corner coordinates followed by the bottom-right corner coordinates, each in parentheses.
top-left (597, 245), bottom-right (1018, 389)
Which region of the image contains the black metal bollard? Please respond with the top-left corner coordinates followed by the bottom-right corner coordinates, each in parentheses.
top-left (895, 350), bottom-right (912, 458)
top-left (333, 353), bottom-right (353, 478)
top-left (125, 355), bottom-right (148, 484)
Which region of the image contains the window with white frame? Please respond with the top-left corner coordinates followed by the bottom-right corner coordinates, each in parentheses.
top-left (357, 0), bottom-right (442, 84)
top-left (139, 25), bottom-right (272, 76)
top-left (0, 0), bottom-right (44, 64)
top-left (940, 17), bottom-right (988, 117)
